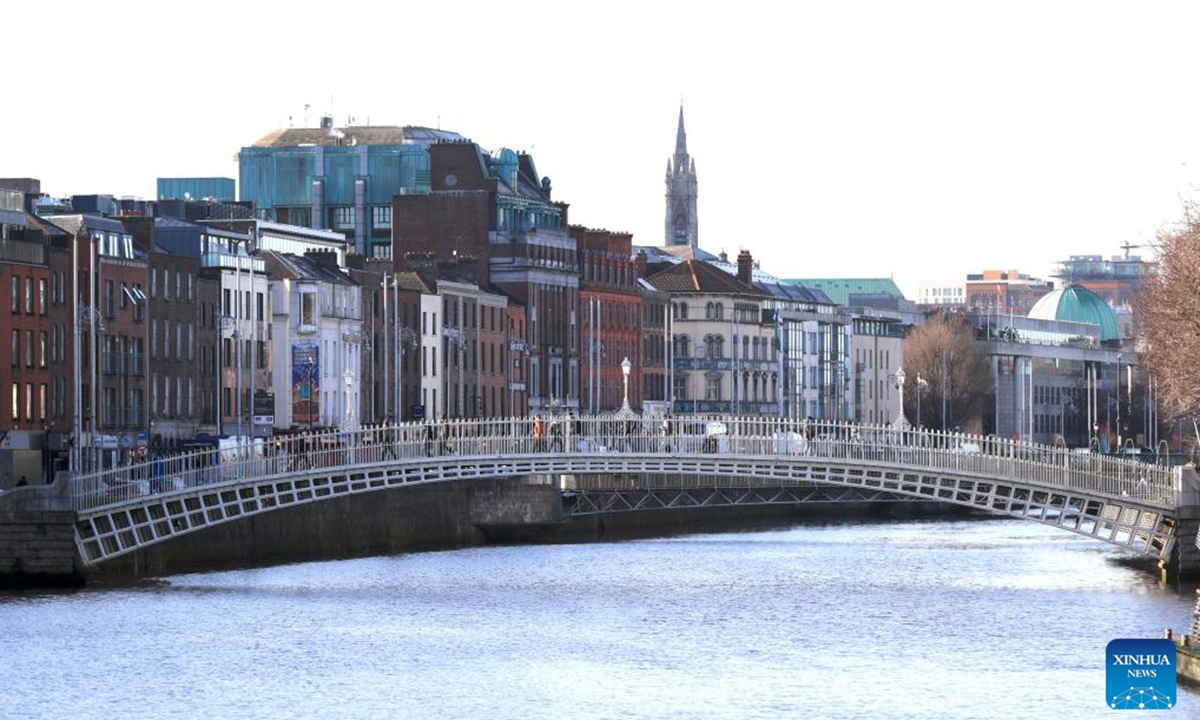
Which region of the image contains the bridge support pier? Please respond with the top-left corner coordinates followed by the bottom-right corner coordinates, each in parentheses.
top-left (1162, 467), bottom-right (1200, 585)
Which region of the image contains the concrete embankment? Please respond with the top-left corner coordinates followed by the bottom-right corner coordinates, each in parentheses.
top-left (1178, 643), bottom-right (1200, 686)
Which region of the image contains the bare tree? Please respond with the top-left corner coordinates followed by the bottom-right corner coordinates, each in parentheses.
top-left (1137, 206), bottom-right (1200, 446)
top-left (902, 312), bottom-right (989, 431)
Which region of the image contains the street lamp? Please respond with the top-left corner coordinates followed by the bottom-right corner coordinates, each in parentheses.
top-left (620, 357), bottom-right (632, 414)
top-left (341, 368), bottom-right (357, 432)
top-left (397, 325), bottom-right (417, 421)
top-left (220, 314), bottom-right (238, 436)
top-left (892, 366), bottom-right (909, 429)
top-left (916, 374), bottom-right (928, 430)
top-left (443, 326), bottom-right (466, 418)
top-left (306, 356), bottom-right (315, 432)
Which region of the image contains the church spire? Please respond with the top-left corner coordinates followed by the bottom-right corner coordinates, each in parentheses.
top-left (675, 105), bottom-right (687, 155)
top-left (665, 104), bottom-right (698, 248)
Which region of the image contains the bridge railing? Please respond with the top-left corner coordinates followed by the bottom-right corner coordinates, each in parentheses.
top-left (65, 415), bottom-right (1178, 512)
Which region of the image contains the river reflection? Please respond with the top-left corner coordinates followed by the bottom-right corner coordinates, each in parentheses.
top-left (2, 517), bottom-right (1196, 719)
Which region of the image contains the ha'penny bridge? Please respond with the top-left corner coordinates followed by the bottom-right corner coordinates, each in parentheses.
top-left (3, 415), bottom-right (1199, 585)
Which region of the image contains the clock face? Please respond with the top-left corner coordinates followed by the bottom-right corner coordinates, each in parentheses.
top-left (444, 173), bottom-right (458, 187)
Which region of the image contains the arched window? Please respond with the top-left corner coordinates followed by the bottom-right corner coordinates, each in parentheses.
top-left (714, 303), bottom-right (723, 320)
top-left (705, 302), bottom-right (715, 319)
top-left (742, 336), bottom-right (750, 360)
top-left (752, 337), bottom-right (760, 360)
top-left (673, 334), bottom-right (690, 358)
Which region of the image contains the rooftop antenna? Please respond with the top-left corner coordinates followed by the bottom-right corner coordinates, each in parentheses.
top-left (1119, 240), bottom-right (1144, 259)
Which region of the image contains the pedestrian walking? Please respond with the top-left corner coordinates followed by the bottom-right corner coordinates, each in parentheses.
top-left (533, 414), bottom-right (545, 452)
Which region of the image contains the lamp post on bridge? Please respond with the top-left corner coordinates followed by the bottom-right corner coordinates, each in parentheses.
top-left (621, 357), bottom-right (632, 414)
top-left (916, 374), bottom-right (928, 430)
top-left (892, 366), bottom-right (910, 430)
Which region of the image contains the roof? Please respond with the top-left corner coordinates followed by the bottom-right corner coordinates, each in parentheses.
top-left (262, 251), bottom-right (357, 286)
top-left (250, 125), bottom-right (466, 148)
top-left (645, 260), bottom-right (767, 297)
top-left (41, 213), bottom-right (130, 236)
top-left (783, 278), bottom-right (906, 307)
top-left (1027, 284), bottom-right (1120, 341)
top-left (635, 244), bottom-right (719, 263)
top-left (755, 280), bottom-right (834, 306)
top-left (394, 271), bottom-right (433, 294)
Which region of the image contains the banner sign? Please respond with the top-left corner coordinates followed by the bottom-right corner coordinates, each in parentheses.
top-left (292, 343), bottom-right (319, 426)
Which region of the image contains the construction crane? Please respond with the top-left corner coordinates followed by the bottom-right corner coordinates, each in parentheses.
top-left (1119, 241), bottom-right (1145, 259)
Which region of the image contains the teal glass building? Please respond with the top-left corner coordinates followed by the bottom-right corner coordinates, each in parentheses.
top-left (238, 119), bottom-right (466, 258)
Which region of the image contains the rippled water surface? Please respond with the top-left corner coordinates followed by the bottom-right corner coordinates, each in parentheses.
top-left (3, 518), bottom-right (1197, 719)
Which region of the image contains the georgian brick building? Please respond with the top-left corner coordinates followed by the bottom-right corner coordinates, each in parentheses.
top-left (394, 142), bottom-right (579, 415)
top-left (574, 227), bottom-right (641, 412)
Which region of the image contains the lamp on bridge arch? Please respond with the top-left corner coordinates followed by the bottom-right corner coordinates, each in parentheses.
top-left (621, 357), bottom-right (632, 413)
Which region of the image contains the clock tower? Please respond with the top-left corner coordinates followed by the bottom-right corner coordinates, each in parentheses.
top-left (664, 105), bottom-right (698, 248)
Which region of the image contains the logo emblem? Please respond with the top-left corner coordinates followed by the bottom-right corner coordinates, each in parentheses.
top-left (1107, 639), bottom-right (1175, 710)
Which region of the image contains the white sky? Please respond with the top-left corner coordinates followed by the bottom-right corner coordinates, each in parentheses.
top-left (6, 1), bottom-right (1200, 298)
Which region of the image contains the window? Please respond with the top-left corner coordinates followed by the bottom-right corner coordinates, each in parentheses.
top-left (10, 277), bottom-right (16, 313)
top-left (706, 375), bottom-right (721, 401)
top-left (372, 206), bottom-right (392, 229)
top-left (38, 279), bottom-right (46, 315)
top-left (300, 292), bottom-right (316, 326)
top-left (39, 331), bottom-right (46, 368)
top-left (151, 268), bottom-right (156, 298)
top-left (673, 334), bottom-right (690, 358)
top-left (11, 382), bottom-right (17, 421)
top-left (24, 277), bottom-right (33, 314)
top-left (10, 330), bottom-right (17, 367)
top-left (25, 382), bottom-right (32, 421)
top-left (333, 207), bottom-right (355, 229)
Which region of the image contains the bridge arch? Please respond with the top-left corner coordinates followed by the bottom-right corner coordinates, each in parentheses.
top-left (64, 416), bottom-right (1180, 568)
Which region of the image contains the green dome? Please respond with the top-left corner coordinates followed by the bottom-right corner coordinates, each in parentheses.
top-left (1027, 284), bottom-right (1120, 341)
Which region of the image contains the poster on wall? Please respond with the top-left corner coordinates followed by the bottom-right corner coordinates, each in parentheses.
top-left (292, 342), bottom-right (319, 428)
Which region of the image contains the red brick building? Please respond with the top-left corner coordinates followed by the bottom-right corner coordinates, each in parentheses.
top-left (394, 142), bottom-right (579, 415)
top-left (574, 227), bottom-right (642, 412)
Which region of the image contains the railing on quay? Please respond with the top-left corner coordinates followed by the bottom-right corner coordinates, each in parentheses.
top-left (66, 415), bottom-right (1180, 512)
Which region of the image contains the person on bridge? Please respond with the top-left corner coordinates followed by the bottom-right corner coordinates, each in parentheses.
top-left (423, 420), bottom-right (436, 457)
top-left (533, 415), bottom-right (545, 452)
top-left (549, 418), bottom-right (563, 452)
top-left (439, 418), bottom-right (451, 455)
top-left (381, 418), bottom-right (398, 460)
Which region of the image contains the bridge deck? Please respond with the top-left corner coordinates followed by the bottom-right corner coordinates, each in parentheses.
top-left (55, 417), bottom-right (1181, 567)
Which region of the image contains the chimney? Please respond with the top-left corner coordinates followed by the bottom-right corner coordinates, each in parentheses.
top-left (635, 250), bottom-right (648, 279)
top-left (305, 248), bottom-right (340, 271)
top-left (737, 249), bottom-right (754, 285)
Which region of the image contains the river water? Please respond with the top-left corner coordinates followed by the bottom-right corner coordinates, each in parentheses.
top-left (2, 517), bottom-right (1196, 719)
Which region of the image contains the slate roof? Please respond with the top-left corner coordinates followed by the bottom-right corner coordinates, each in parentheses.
top-left (263, 251), bottom-right (356, 286)
top-left (393, 271), bottom-right (433, 294)
top-left (634, 244), bottom-right (719, 263)
top-left (41, 213), bottom-right (129, 236)
top-left (783, 278), bottom-right (906, 307)
top-left (646, 260), bottom-right (767, 297)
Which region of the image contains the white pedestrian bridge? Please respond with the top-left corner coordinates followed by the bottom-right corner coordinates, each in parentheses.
top-left (63, 416), bottom-right (1181, 568)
